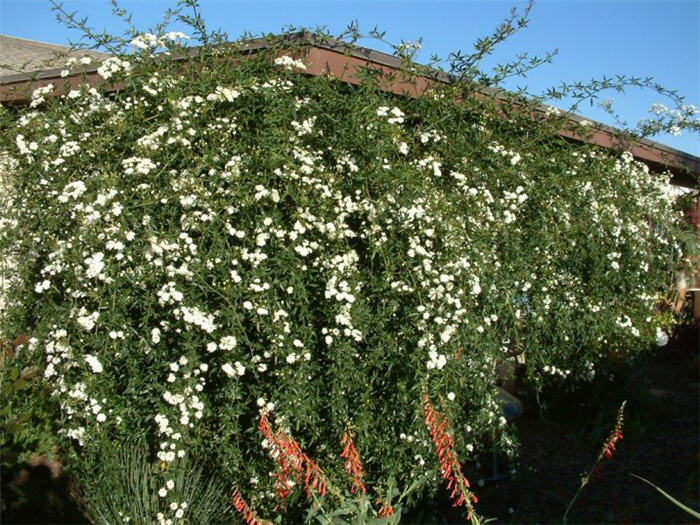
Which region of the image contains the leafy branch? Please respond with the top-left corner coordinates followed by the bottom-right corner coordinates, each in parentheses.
top-left (448, 0), bottom-right (536, 84)
top-left (49, 0), bottom-right (129, 54)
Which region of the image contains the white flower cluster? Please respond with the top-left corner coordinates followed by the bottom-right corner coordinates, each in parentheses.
top-left (30, 84), bottom-right (55, 108)
top-left (76, 308), bottom-right (100, 331)
top-left (84, 354), bottom-right (104, 374)
top-left (322, 251), bottom-right (363, 344)
top-left (64, 56), bottom-right (94, 69)
top-left (84, 252), bottom-right (107, 280)
top-left (376, 105), bottom-right (405, 124)
top-left (156, 501), bottom-right (188, 525)
top-left (291, 116), bottom-right (317, 137)
top-left (426, 350), bottom-right (447, 370)
top-left (607, 251), bottom-right (622, 271)
top-left (206, 86), bottom-right (241, 103)
top-left (501, 185), bottom-right (528, 224)
top-left (487, 141), bottom-right (522, 165)
top-left (543, 364), bottom-right (570, 379)
top-left (131, 31), bottom-right (189, 51)
top-left (174, 306), bottom-right (217, 333)
top-left (34, 279), bottom-right (51, 293)
top-left (156, 357), bottom-right (207, 467)
top-left (655, 327), bottom-right (669, 347)
top-left (39, 326), bottom-right (116, 441)
top-left (58, 180), bottom-right (87, 203)
top-left (122, 156), bottom-right (157, 175)
top-left (642, 102), bottom-right (699, 136)
top-left (221, 361), bottom-right (245, 377)
top-left (419, 129), bottom-right (444, 144)
top-left (157, 282), bottom-right (184, 306)
top-left (15, 134), bottom-right (38, 156)
top-left (96, 57), bottom-right (132, 80)
top-left (616, 315), bottom-right (640, 337)
top-left (273, 55), bottom-right (307, 71)
top-left (136, 125), bottom-right (169, 150)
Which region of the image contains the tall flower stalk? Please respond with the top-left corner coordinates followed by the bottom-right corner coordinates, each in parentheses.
top-left (563, 400), bottom-right (626, 522)
top-left (231, 485), bottom-right (272, 525)
top-left (258, 409), bottom-right (330, 509)
top-left (340, 426), bottom-right (367, 495)
top-left (422, 392), bottom-right (479, 523)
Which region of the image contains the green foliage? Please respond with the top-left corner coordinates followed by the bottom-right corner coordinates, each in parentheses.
top-left (630, 474), bottom-right (700, 520)
top-left (0, 1), bottom-right (697, 522)
top-left (0, 339), bottom-right (64, 516)
top-left (0, 342), bottom-right (60, 471)
top-left (306, 492), bottom-right (402, 525)
top-left (75, 438), bottom-right (231, 524)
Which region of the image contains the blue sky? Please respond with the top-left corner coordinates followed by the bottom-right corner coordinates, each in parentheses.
top-left (1, 0), bottom-right (698, 155)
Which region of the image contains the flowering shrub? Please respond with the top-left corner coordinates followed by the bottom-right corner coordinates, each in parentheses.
top-left (0, 4), bottom-right (695, 522)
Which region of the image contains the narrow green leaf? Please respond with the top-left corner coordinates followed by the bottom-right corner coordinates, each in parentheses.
top-left (631, 473), bottom-right (700, 519)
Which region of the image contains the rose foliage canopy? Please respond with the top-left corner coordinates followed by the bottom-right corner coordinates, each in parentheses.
top-left (0, 26), bottom-right (693, 522)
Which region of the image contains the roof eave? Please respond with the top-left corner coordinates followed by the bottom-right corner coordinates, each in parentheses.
top-left (1, 32), bottom-right (697, 186)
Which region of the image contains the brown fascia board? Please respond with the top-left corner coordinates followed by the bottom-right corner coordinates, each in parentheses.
top-left (1, 31), bottom-right (698, 187)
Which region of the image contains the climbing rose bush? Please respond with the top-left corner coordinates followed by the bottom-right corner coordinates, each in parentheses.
top-left (0, 29), bottom-right (692, 522)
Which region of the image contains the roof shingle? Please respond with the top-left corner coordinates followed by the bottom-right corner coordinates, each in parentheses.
top-left (0, 34), bottom-right (106, 77)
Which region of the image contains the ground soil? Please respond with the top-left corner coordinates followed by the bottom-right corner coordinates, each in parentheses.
top-left (474, 324), bottom-right (700, 524)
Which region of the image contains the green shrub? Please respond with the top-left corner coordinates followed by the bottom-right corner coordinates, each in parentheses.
top-left (0, 3), bottom-right (696, 522)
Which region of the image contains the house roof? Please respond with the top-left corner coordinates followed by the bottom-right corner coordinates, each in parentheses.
top-left (0, 32), bottom-right (697, 187)
top-left (0, 35), bottom-right (107, 77)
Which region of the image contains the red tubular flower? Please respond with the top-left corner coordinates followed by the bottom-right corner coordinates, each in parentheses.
top-left (377, 502), bottom-right (394, 518)
top-left (258, 409), bottom-right (302, 506)
top-left (301, 452), bottom-right (328, 499)
top-left (603, 429), bottom-right (623, 459)
top-left (422, 393), bottom-right (478, 522)
top-left (231, 486), bottom-right (272, 525)
top-left (258, 409), bottom-right (329, 508)
top-left (340, 427), bottom-right (367, 494)
top-left (593, 401), bottom-right (626, 480)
